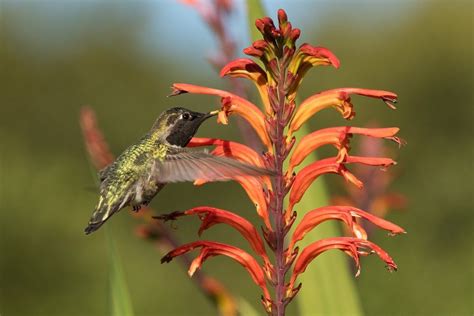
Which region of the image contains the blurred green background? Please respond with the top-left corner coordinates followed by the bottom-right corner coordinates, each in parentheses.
top-left (1, 0), bottom-right (472, 315)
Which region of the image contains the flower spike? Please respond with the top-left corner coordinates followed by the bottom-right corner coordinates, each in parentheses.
top-left (161, 9), bottom-right (404, 315)
top-left (80, 107), bottom-right (114, 169)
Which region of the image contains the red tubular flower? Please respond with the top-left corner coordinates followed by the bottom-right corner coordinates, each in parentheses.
top-left (162, 241), bottom-right (271, 301)
top-left (288, 88), bottom-right (398, 137)
top-left (162, 9), bottom-right (404, 315)
top-left (288, 156), bottom-right (396, 216)
top-left (288, 126), bottom-right (402, 174)
top-left (288, 237), bottom-right (397, 292)
top-left (287, 205), bottom-right (406, 252)
top-left (160, 206), bottom-right (270, 264)
top-left (170, 83), bottom-right (272, 152)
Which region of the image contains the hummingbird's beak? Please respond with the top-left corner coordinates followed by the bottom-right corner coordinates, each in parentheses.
top-left (201, 110), bottom-right (219, 120)
top-left (197, 110), bottom-right (219, 123)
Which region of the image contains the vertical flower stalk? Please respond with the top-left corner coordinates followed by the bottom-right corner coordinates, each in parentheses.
top-left (160, 9), bottom-right (405, 315)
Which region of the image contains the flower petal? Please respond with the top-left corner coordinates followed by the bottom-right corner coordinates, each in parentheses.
top-left (220, 59), bottom-right (271, 115)
top-left (235, 176), bottom-right (272, 230)
top-left (288, 237), bottom-right (397, 290)
top-left (171, 83), bottom-right (272, 152)
top-left (289, 126), bottom-right (402, 173)
top-left (173, 206), bottom-right (270, 263)
top-left (162, 241), bottom-right (271, 300)
top-left (288, 156), bottom-right (396, 214)
top-left (80, 107), bottom-right (114, 169)
top-left (288, 88), bottom-right (398, 136)
top-left (288, 205), bottom-right (406, 252)
top-left (243, 40), bottom-right (269, 58)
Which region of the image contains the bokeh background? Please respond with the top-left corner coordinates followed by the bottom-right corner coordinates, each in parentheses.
top-left (1, 0), bottom-right (472, 315)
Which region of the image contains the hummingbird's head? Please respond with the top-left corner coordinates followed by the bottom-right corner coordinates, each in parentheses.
top-left (153, 107), bottom-right (218, 147)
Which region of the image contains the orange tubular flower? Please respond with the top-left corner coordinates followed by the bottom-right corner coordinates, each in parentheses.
top-left (287, 44), bottom-right (340, 100)
top-left (220, 58), bottom-right (271, 114)
top-left (162, 241), bottom-right (271, 302)
top-left (170, 83), bottom-right (272, 152)
top-left (161, 9), bottom-right (404, 315)
top-left (288, 88), bottom-right (398, 137)
top-left (288, 237), bottom-right (397, 294)
top-left (288, 156), bottom-right (396, 216)
top-left (289, 127), bottom-right (402, 173)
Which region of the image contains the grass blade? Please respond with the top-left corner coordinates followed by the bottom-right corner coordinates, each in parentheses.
top-left (245, 0), bottom-right (266, 42)
top-left (106, 227), bottom-right (134, 316)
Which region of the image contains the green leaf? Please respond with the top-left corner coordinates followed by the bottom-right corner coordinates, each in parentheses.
top-left (245, 0), bottom-right (266, 42)
top-left (106, 227), bottom-right (135, 316)
top-left (244, 1), bottom-right (363, 315)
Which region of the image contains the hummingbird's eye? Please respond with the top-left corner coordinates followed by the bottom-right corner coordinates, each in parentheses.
top-left (182, 112), bottom-right (191, 120)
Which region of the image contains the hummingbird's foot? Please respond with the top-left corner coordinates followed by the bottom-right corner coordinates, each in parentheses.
top-left (132, 200), bottom-right (151, 212)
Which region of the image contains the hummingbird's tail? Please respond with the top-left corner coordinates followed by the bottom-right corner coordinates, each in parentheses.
top-left (84, 195), bottom-right (122, 234)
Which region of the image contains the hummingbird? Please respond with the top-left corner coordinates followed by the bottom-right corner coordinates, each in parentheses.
top-left (85, 107), bottom-right (273, 234)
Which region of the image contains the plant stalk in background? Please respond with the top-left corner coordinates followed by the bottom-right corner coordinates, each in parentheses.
top-left (158, 9), bottom-right (405, 315)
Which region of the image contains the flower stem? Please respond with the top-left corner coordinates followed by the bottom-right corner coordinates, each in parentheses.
top-left (270, 58), bottom-right (291, 316)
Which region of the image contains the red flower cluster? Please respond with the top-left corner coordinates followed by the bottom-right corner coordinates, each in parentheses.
top-left (160, 9), bottom-right (405, 315)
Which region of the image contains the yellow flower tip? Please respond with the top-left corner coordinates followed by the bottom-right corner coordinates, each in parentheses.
top-left (188, 260), bottom-right (200, 277)
top-left (217, 111), bottom-right (229, 125)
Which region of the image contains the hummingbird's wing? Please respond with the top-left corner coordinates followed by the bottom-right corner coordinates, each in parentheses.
top-left (153, 147), bottom-right (274, 183)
